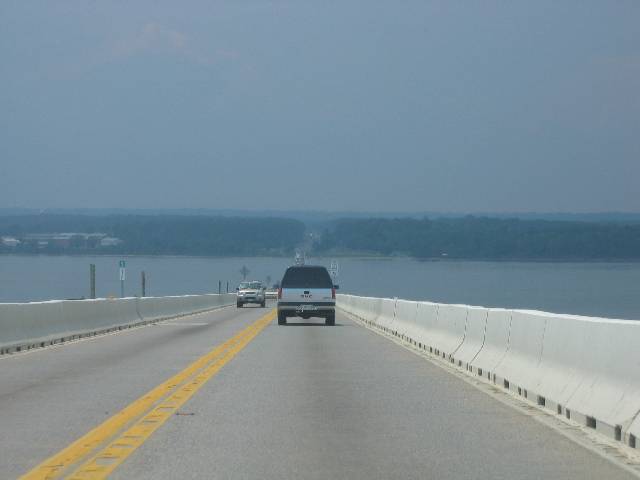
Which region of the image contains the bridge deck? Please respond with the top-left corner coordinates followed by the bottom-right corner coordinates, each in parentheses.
top-left (0, 304), bottom-right (634, 479)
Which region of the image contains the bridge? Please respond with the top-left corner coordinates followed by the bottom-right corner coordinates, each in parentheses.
top-left (1, 294), bottom-right (639, 479)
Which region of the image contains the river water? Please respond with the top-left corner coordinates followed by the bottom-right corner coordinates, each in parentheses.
top-left (1, 255), bottom-right (639, 320)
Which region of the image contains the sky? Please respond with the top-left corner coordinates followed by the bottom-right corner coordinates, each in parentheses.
top-left (1, 1), bottom-right (639, 213)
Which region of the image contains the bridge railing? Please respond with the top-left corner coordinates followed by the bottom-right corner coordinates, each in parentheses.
top-left (0, 293), bottom-right (235, 355)
top-left (338, 294), bottom-right (640, 449)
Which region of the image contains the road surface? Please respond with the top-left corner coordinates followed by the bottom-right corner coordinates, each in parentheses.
top-left (0, 303), bottom-right (634, 479)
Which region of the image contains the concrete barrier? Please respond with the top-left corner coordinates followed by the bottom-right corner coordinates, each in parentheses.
top-left (0, 293), bottom-right (235, 354)
top-left (451, 306), bottom-right (488, 370)
top-left (533, 314), bottom-right (640, 444)
top-left (61, 298), bottom-right (141, 337)
top-left (393, 299), bottom-right (419, 341)
top-left (341, 295), bottom-right (377, 324)
top-left (414, 302), bottom-right (440, 351)
top-left (0, 301), bottom-right (66, 349)
top-left (469, 308), bottom-right (512, 383)
top-left (350, 295), bottom-right (370, 321)
top-left (337, 294), bottom-right (640, 449)
top-left (377, 298), bottom-right (398, 333)
top-left (427, 304), bottom-right (468, 360)
top-left (491, 310), bottom-right (548, 397)
top-left (523, 313), bottom-right (595, 425)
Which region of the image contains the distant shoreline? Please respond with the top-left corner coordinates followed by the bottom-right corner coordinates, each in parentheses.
top-left (2, 252), bottom-right (640, 264)
top-left (3, 214), bottom-right (640, 262)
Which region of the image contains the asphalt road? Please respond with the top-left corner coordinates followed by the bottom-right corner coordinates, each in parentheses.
top-left (0, 304), bottom-right (635, 479)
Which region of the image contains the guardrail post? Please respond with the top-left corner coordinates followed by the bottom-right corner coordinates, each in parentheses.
top-left (89, 264), bottom-right (96, 299)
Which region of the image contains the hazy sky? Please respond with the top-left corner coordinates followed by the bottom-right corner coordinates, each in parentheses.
top-left (1, 1), bottom-right (639, 213)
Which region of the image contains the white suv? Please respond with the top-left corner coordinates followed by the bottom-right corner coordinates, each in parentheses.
top-left (277, 265), bottom-right (337, 326)
top-left (236, 281), bottom-right (266, 308)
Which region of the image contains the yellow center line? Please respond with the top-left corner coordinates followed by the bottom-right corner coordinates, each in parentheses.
top-left (20, 310), bottom-right (275, 480)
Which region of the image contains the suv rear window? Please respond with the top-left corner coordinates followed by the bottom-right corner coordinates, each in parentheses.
top-left (281, 266), bottom-right (333, 288)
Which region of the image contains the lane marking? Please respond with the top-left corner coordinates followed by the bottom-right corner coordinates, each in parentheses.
top-left (20, 310), bottom-right (274, 480)
top-left (67, 311), bottom-right (273, 479)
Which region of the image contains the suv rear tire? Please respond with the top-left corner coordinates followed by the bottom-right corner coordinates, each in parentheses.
top-left (325, 314), bottom-right (335, 326)
top-left (261, 300), bottom-right (266, 308)
top-left (278, 312), bottom-right (287, 325)
top-left (237, 302), bottom-right (243, 308)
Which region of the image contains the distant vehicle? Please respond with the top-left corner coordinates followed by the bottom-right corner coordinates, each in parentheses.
top-left (277, 265), bottom-right (338, 326)
top-left (265, 289), bottom-right (279, 299)
top-left (236, 281), bottom-right (266, 308)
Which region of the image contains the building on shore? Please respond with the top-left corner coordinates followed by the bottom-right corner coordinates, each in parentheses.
top-left (15, 233), bottom-right (122, 250)
top-left (1, 236), bottom-right (20, 247)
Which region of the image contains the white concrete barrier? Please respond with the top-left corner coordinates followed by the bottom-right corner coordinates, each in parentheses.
top-left (0, 293), bottom-right (235, 354)
top-left (414, 302), bottom-right (440, 350)
top-left (62, 297), bottom-right (141, 335)
top-left (341, 294), bottom-right (371, 323)
top-left (469, 308), bottom-right (512, 382)
top-left (427, 303), bottom-right (468, 360)
top-left (451, 306), bottom-right (488, 369)
top-left (377, 298), bottom-right (398, 333)
top-left (354, 297), bottom-right (367, 320)
top-left (491, 310), bottom-right (548, 396)
top-left (393, 299), bottom-right (419, 341)
top-left (337, 294), bottom-right (640, 449)
top-left (532, 314), bottom-right (640, 443)
top-left (0, 301), bottom-right (65, 349)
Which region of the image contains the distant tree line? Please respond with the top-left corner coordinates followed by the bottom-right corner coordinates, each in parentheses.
top-left (312, 217), bottom-right (640, 260)
top-left (4, 214), bottom-right (640, 260)
top-left (0, 215), bottom-right (305, 256)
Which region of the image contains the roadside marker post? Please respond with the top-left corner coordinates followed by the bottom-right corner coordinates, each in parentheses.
top-left (89, 264), bottom-right (96, 299)
top-left (119, 260), bottom-right (126, 298)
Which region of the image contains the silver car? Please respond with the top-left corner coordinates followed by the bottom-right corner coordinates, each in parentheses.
top-left (236, 281), bottom-right (266, 307)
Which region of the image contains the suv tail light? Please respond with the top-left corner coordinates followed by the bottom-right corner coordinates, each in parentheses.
top-left (278, 287), bottom-right (282, 299)
top-left (332, 287), bottom-right (336, 299)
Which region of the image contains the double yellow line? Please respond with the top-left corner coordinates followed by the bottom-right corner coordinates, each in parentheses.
top-left (21, 310), bottom-right (275, 480)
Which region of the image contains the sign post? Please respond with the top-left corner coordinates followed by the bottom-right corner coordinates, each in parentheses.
top-left (119, 260), bottom-right (126, 298)
top-left (330, 260), bottom-right (339, 280)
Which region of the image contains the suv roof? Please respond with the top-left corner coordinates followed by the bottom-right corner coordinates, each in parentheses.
top-left (281, 265), bottom-right (333, 288)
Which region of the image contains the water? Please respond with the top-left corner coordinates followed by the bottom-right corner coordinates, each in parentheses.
top-left (1, 255), bottom-right (639, 320)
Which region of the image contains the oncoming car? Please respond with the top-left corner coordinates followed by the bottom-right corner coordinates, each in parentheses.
top-left (277, 265), bottom-right (337, 326)
top-left (236, 281), bottom-right (266, 308)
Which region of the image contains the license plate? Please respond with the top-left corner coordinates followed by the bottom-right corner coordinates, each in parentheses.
top-left (297, 305), bottom-right (318, 312)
